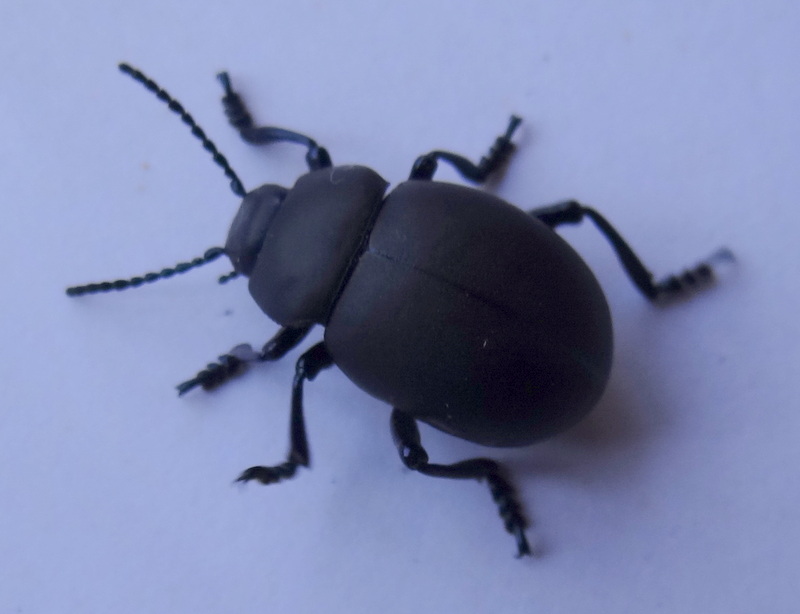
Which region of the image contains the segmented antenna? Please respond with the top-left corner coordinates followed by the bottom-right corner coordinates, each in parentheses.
top-left (118, 63), bottom-right (246, 197)
top-left (66, 248), bottom-right (225, 296)
top-left (65, 65), bottom-right (248, 298)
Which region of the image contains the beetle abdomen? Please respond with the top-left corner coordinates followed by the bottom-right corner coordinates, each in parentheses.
top-left (325, 181), bottom-right (613, 447)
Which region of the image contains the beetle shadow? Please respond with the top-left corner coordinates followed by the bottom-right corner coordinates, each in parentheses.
top-left (497, 374), bottom-right (654, 556)
top-left (550, 377), bottom-right (644, 452)
top-left (509, 324), bottom-right (676, 473)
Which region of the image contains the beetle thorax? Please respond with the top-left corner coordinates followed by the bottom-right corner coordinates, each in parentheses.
top-left (245, 166), bottom-right (389, 326)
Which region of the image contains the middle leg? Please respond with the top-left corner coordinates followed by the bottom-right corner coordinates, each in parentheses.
top-left (236, 342), bottom-right (334, 485)
top-left (409, 115), bottom-right (522, 182)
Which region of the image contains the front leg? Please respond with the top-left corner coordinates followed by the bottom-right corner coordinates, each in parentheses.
top-left (176, 324), bottom-right (313, 395)
top-left (217, 72), bottom-right (332, 171)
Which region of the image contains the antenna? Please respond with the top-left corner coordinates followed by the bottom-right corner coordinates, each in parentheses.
top-left (66, 65), bottom-right (249, 297)
top-left (66, 248), bottom-right (226, 296)
top-left (118, 63), bottom-right (246, 197)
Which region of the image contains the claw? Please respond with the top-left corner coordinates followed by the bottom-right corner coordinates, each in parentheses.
top-left (235, 462), bottom-right (298, 485)
top-left (513, 526), bottom-right (533, 558)
top-left (176, 378), bottom-right (202, 396)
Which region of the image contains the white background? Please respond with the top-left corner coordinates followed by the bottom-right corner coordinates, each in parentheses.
top-left (2, 1), bottom-right (799, 612)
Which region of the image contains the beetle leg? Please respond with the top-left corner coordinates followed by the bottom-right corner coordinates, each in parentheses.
top-left (409, 115), bottom-right (522, 182)
top-left (531, 200), bottom-right (735, 302)
top-left (175, 324), bottom-right (314, 395)
top-left (217, 72), bottom-right (332, 171)
top-left (390, 408), bottom-right (532, 558)
top-left (236, 342), bottom-right (334, 486)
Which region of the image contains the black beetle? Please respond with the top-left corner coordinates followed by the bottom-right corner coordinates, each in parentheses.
top-left (68, 64), bottom-right (732, 557)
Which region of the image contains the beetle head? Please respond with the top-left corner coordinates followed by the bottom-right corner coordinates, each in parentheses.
top-left (224, 184), bottom-right (288, 276)
top-left (65, 63), bottom-right (252, 297)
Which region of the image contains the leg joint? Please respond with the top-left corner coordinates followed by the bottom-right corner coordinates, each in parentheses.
top-left (295, 343), bottom-right (334, 381)
top-left (398, 443), bottom-right (429, 470)
top-left (410, 154), bottom-right (438, 180)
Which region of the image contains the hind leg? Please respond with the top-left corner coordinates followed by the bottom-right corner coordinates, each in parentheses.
top-left (532, 200), bottom-right (734, 302)
top-left (390, 408), bottom-right (531, 557)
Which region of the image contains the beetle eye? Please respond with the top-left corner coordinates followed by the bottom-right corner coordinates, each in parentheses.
top-left (225, 184), bottom-right (288, 276)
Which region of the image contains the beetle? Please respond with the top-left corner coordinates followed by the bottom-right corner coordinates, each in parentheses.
top-left (67, 64), bottom-right (732, 557)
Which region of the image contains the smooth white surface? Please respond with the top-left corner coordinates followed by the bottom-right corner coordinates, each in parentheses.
top-left (2, 1), bottom-right (799, 612)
